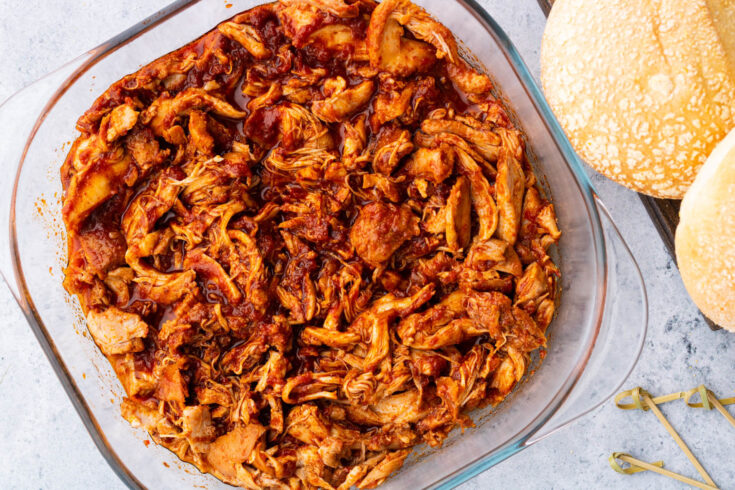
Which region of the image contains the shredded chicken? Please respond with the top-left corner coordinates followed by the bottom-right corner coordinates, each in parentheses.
top-left (61, 1), bottom-right (561, 488)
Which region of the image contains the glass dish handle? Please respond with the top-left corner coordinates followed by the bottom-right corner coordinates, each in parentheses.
top-left (0, 56), bottom-right (94, 301)
top-left (526, 195), bottom-right (648, 445)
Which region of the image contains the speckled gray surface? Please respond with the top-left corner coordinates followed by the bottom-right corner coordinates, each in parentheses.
top-left (0, 1), bottom-right (733, 489)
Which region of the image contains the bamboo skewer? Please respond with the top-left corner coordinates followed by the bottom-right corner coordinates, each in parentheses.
top-left (611, 453), bottom-right (717, 490)
top-left (610, 385), bottom-right (735, 489)
top-left (707, 393), bottom-right (735, 430)
top-left (640, 393), bottom-right (717, 487)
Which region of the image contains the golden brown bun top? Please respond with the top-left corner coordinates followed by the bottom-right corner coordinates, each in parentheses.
top-left (541, 0), bottom-right (735, 199)
top-left (675, 127), bottom-right (735, 332)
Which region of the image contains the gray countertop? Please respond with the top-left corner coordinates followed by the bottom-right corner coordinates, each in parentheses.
top-left (1, 1), bottom-right (733, 488)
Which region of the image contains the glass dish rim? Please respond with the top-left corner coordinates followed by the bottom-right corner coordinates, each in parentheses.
top-left (6, 0), bottom-right (610, 488)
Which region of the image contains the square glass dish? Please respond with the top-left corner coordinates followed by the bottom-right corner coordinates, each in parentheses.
top-left (0, 0), bottom-right (648, 488)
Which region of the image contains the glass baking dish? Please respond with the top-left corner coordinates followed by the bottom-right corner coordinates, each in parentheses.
top-left (0, 0), bottom-right (648, 488)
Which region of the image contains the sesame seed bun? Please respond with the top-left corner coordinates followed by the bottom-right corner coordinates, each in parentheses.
top-left (675, 127), bottom-right (735, 332)
top-left (540, 0), bottom-right (735, 199)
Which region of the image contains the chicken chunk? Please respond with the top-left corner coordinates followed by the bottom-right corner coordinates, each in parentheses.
top-left (367, 12), bottom-right (436, 77)
top-left (521, 187), bottom-right (561, 242)
top-left (362, 173), bottom-right (403, 202)
top-left (286, 403), bottom-right (363, 474)
top-left (86, 307), bottom-right (149, 356)
top-left (307, 24), bottom-right (370, 62)
top-left (111, 354), bottom-right (157, 397)
top-left (282, 371), bottom-right (344, 404)
top-left (372, 126), bottom-right (414, 175)
top-left (228, 229), bottom-right (269, 312)
top-left (424, 176), bottom-right (471, 252)
top-left (218, 21), bottom-right (271, 59)
top-left (397, 292), bottom-right (472, 349)
top-left (367, 0), bottom-right (491, 93)
top-left (398, 289), bottom-right (513, 350)
top-left (100, 103), bottom-right (139, 143)
top-left (495, 152), bottom-right (525, 244)
top-left (459, 238), bottom-right (522, 291)
top-left (421, 118), bottom-right (501, 162)
top-left (184, 247), bottom-right (243, 304)
top-left (277, 1), bottom-right (323, 47)
top-left (445, 177), bottom-right (472, 251)
top-left (455, 148), bottom-right (498, 242)
top-left (124, 126), bottom-right (170, 174)
top-left (207, 424), bottom-right (265, 482)
top-left (372, 82), bottom-right (416, 126)
top-left (312, 80), bottom-right (375, 122)
top-left (286, 404), bottom-right (332, 445)
top-left (357, 450), bottom-right (410, 489)
top-left (342, 115), bottom-right (369, 169)
top-left (62, 135), bottom-right (134, 231)
top-left (121, 397), bottom-right (177, 436)
top-left (294, 445), bottom-right (333, 489)
top-left (537, 204), bottom-right (561, 240)
top-left (154, 357), bottom-right (189, 403)
top-left (346, 284), bottom-right (434, 370)
top-left (187, 110), bottom-right (215, 156)
top-left (136, 270), bottom-right (197, 305)
top-left (346, 389), bottom-right (426, 426)
top-left (490, 347), bottom-right (525, 396)
top-left (350, 202), bottom-right (420, 266)
top-left (404, 145), bottom-right (454, 183)
top-left (288, 404), bottom-right (360, 445)
top-left (276, 232), bottom-right (318, 323)
top-left (515, 262), bottom-right (549, 308)
top-left (464, 290), bottom-right (513, 344)
top-left (142, 88), bottom-right (247, 144)
top-left (508, 306), bottom-right (546, 352)
top-left (250, 102), bottom-right (334, 151)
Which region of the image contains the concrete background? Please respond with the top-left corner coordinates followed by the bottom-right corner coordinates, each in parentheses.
top-left (0, 1), bottom-right (733, 488)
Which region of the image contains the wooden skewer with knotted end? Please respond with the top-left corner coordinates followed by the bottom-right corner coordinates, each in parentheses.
top-left (610, 453), bottom-right (717, 490)
top-left (611, 387), bottom-right (728, 489)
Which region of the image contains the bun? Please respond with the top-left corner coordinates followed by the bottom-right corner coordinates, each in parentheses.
top-left (540, 0), bottom-right (735, 198)
top-left (676, 127), bottom-right (735, 332)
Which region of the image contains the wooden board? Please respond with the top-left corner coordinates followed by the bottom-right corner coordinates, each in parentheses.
top-left (535, 0), bottom-right (720, 330)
